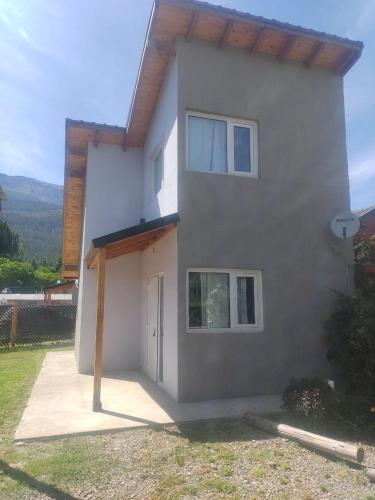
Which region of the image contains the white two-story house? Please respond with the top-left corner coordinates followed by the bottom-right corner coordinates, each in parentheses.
top-left (61, 0), bottom-right (363, 405)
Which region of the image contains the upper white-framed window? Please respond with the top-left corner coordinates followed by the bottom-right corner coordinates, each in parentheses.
top-left (187, 268), bottom-right (263, 333)
top-left (154, 148), bottom-right (164, 195)
top-left (186, 111), bottom-right (258, 177)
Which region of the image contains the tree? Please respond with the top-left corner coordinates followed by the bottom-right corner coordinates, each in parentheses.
top-left (0, 258), bottom-right (60, 291)
top-left (0, 258), bottom-right (34, 290)
top-left (0, 185), bottom-right (5, 214)
top-left (34, 266), bottom-right (60, 288)
top-left (0, 219), bottom-right (20, 258)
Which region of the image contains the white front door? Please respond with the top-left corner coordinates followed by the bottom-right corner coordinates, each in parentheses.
top-left (148, 275), bottom-right (159, 382)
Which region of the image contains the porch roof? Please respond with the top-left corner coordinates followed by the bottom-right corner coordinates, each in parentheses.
top-left (85, 213), bottom-right (179, 269)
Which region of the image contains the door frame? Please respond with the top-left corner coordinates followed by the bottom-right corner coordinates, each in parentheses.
top-left (147, 272), bottom-right (164, 383)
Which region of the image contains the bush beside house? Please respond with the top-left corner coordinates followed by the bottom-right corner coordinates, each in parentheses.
top-left (283, 238), bottom-right (375, 437)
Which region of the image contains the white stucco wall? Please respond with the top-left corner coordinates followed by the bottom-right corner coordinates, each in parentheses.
top-left (83, 143), bottom-right (143, 246)
top-left (142, 57), bottom-right (178, 221)
top-left (75, 57), bottom-right (179, 390)
top-left (75, 143), bottom-right (143, 373)
top-left (140, 228), bottom-right (178, 399)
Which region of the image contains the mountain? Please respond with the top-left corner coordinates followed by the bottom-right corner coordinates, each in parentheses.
top-left (0, 173), bottom-right (63, 264)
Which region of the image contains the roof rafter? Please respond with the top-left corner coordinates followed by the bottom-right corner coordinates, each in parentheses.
top-left (249, 26), bottom-right (267, 56)
top-left (186, 11), bottom-right (199, 41)
top-left (68, 145), bottom-right (86, 156)
top-left (304, 41), bottom-right (325, 67)
top-left (218, 19), bottom-right (234, 48)
top-left (278, 35), bottom-right (298, 62)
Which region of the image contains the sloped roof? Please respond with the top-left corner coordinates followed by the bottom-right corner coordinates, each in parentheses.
top-left (354, 204), bottom-right (375, 219)
top-left (126, 0), bottom-right (363, 147)
top-left (85, 213), bottom-right (179, 268)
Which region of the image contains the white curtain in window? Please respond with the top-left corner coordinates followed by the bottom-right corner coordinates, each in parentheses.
top-left (201, 272), bottom-right (230, 328)
top-left (188, 116), bottom-right (227, 172)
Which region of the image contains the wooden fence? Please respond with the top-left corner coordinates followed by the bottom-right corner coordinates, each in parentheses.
top-left (0, 304), bottom-right (76, 347)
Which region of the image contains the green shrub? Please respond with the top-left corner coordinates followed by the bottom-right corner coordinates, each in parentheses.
top-left (325, 289), bottom-right (375, 398)
top-left (282, 239), bottom-right (375, 437)
top-left (325, 238), bottom-right (375, 399)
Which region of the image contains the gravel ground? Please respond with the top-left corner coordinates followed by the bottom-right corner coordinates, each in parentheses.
top-left (5, 417), bottom-right (375, 499)
top-left (64, 418), bottom-right (375, 499)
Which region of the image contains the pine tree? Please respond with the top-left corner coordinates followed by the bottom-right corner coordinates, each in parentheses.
top-left (0, 219), bottom-right (20, 258)
top-left (0, 185), bottom-right (5, 214)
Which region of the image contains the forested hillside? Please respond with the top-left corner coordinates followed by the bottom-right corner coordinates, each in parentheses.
top-left (0, 173), bottom-right (63, 264)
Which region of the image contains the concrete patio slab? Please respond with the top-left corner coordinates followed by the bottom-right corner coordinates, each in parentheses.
top-left (15, 351), bottom-right (282, 441)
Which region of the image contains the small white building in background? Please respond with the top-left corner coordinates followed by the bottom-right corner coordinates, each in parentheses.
top-left (0, 294), bottom-right (73, 305)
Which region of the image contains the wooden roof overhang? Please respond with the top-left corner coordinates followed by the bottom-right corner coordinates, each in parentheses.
top-left (85, 213), bottom-right (179, 270)
top-left (125, 0), bottom-right (364, 147)
top-left (62, 120), bottom-right (126, 279)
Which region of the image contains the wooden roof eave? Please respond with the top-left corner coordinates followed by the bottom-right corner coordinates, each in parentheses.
top-left (84, 225), bottom-right (177, 269)
top-left (125, 0), bottom-right (363, 149)
top-left (125, 0), bottom-right (159, 142)
top-left (61, 120), bottom-right (127, 280)
top-left (159, 0), bottom-right (363, 52)
top-left (85, 214), bottom-right (180, 269)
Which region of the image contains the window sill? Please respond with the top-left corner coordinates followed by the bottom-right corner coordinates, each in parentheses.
top-left (186, 168), bottom-right (258, 179)
top-left (187, 326), bottom-right (264, 334)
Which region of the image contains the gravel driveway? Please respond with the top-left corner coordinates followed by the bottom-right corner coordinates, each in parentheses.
top-left (67, 417), bottom-right (375, 499)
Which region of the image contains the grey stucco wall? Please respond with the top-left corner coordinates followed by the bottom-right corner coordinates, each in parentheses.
top-left (176, 38), bottom-right (353, 402)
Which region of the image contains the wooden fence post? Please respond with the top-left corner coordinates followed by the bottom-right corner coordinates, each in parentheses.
top-left (10, 302), bottom-right (18, 348)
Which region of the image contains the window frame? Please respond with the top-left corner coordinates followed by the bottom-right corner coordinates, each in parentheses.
top-left (153, 147), bottom-right (164, 195)
top-left (186, 268), bottom-right (263, 333)
top-left (186, 111), bottom-right (258, 178)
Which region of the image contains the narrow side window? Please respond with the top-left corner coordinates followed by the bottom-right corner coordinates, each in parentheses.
top-left (236, 275), bottom-right (255, 325)
top-left (233, 125), bottom-right (251, 173)
top-left (154, 149), bottom-right (163, 195)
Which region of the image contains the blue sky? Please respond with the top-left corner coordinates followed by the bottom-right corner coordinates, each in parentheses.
top-left (0, 0), bottom-right (374, 209)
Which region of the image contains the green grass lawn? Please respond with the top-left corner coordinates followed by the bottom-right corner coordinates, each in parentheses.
top-left (0, 343), bottom-right (80, 499)
top-left (1, 343), bottom-right (374, 500)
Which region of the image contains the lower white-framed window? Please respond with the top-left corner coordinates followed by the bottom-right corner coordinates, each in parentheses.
top-left (187, 268), bottom-right (263, 333)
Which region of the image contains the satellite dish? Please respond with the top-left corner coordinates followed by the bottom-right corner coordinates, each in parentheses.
top-left (331, 211), bottom-right (360, 239)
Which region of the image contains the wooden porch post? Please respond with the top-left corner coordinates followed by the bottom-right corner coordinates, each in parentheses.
top-left (93, 248), bottom-right (106, 411)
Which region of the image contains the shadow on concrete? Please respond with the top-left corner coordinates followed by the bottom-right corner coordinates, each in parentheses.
top-left (0, 459), bottom-right (78, 499)
top-left (102, 370), bottom-right (281, 433)
top-left (101, 370), bottom-right (183, 423)
top-left (99, 408), bottom-right (159, 426)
